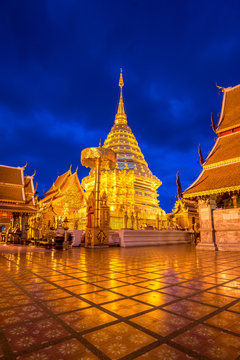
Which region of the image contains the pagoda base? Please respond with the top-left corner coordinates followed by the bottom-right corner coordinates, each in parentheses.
top-left (116, 229), bottom-right (192, 247)
top-left (196, 243), bottom-right (218, 251)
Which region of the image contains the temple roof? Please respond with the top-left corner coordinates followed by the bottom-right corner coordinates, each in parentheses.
top-left (42, 170), bottom-right (84, 204)
top-left (24, 176), bottom-right (35, 194)
top-left (0, 185), bottom-right (24, 202)
top-left (183, 162), bottom-right (240, 198)
top-left (183, 84), bottom-right (240, 198)
top-left (0, 165), bottom-right (23, 185)
top-left (204, 131), bottom-right (240, 168)
top-left (217, 85), bottom-right (240, 133)
top-left (0, 164), bottom-right (37, 211)
top-left (0, 203), bottom-right (37, 213)
top-left (45, 169), bottom-right (72, 196)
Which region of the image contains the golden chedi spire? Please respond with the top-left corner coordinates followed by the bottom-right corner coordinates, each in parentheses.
top-left (115, 69), bottom-right (127, 125)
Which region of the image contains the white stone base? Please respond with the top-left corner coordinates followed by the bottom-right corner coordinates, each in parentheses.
top-left (114, 230), bottom-right (192, 247)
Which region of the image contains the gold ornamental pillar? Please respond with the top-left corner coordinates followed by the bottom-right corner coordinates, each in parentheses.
top-left (81, 146), bottom-right (116, 247)
top-left (95, 157), bottom-right (101, 228)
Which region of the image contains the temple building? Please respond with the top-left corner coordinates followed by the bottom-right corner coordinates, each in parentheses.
top-left (0, 164), bottom-right (37, 243)
top-left (183, 84), bottom-right (240, 250)
top-left (29, 167), bottom-right (85, 239)
top-left (81, 71), bottom-right (166, 229)
top-left (171, 198), bottom-right (198, 230)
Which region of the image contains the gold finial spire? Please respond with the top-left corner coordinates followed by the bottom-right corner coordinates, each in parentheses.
top-left (119, 68), bottom-right (124, 88)
top-left (115, 69), bottom-right (127, 124)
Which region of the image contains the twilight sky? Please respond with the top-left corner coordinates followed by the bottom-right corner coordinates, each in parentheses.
top-left (1, 0), bottom-right (240, 212)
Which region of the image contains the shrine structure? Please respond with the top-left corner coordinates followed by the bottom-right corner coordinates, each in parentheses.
top-left (81, 70), bottom-right (166, 229)
top-left (0, 164), bottom-right (37, 243)
top-left (183, 84), bottom-right (240, 250)
top-left (29, 167), bottom-right (85, 240)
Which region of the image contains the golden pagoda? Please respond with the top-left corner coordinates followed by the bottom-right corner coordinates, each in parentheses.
top-left (81, 70), bottom-right (165, 229)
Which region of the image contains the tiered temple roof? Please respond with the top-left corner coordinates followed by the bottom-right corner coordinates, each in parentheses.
top-left (0, 165), bottom-right (37, 212)
top-left (41, 168), bottom-right (84, 205)
top-left (184, 85), bottom-right (240, 198)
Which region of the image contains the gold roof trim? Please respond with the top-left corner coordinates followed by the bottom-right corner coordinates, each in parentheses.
top-left (216, 123), bottom-right (240, 134)
top-left (183, 184), bottom-right (240, 198)
top-left (203, 157), bottom-right (240, 169)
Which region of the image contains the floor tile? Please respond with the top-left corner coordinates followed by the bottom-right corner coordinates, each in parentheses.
top-left (84, 322), bottom-right (156, 359)
top-left (0, 304), bottom-right (48, 326)
top-left (131, 309), bottom-right (192, 336)
top-left (133, 291), bottom-right (177, 306)
top-left (136, 279), bottom-right (168, 290)
top-left (17, 338), bottom-right (98, 360)
top-left (101, 298), bottom-right (153, 317)
top-left (112, 285), bottom-right (148, 296)
top-left (65, 283), bottom-right (102, 295)
top-left (53, 279), bottom-right (85, 287)
top-left (5, 317), bottom-right (69, 352)
top-left (161, 285), bottom-right (198, 297)
top-left (189, 292), bottom-right (235, 307)
top-left (43, 296), bottom-right (90, 314)
top-left (163, 299), bottom-right (216, 319)
top-left (227, 302), bottom-right (240, 313)
top-left (209, 286), bottom-right (240, 298)
top-left (32, 288), bottom-right (70, 301)
top-left (135, 343), bottom-right (195, 359)
top-left (173, 324), bottom-right (240, 359)
top-left (81, 290), bottom-right (124, 304)
top-left (0, 295), bottom-right (33, 309)
top-left (59, 307), bottom-right (117, 331)
top-left (91, 279), bottom-right (126, 288)
top-left (205, 310), bottom-right (240, 332)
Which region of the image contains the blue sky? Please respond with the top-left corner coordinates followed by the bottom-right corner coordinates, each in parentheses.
top-left (1, 0), bottom-right (240, 212)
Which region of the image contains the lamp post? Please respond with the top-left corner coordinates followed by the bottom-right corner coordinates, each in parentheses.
top-left (62, 217), bottom-right (69, 250)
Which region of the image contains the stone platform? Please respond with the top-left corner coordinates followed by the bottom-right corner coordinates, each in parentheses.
top-left (115, 229), bottom-right (192, 247)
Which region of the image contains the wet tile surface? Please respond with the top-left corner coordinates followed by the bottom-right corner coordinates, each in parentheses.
top-left (0, 244), bottom-right (240, 359)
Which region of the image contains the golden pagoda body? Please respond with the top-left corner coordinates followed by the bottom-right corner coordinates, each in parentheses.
top-left (82, 71), bottom-right (165, 229)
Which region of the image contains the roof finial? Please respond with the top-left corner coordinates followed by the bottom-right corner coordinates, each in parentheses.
top-left (216, 83), bottom-right (224, 93)
top-left (119, 68), bottom-right (124, 88)
top-left (99, 138), bottom-right (101, 147)
top-left (115, 69), bottom-right (127, 125)
top-left (176, 171), bottom-right (182, 199)
top-left (198, 144), bottom-right (204, 166)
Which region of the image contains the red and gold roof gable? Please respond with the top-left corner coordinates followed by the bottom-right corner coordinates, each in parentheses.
top-left (217, 84), bottom-right (240, 134)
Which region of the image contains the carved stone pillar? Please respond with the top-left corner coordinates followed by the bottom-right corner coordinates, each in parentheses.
top-left (197, 195), bottom-right (217, 250)
top-left (232, 195), bottom-right (238, 209)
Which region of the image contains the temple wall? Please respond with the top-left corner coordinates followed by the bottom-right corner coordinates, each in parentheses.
top-left (213, 208), bottom-right (240, 250)
top-left (198, 203), bottom-right (240, 250)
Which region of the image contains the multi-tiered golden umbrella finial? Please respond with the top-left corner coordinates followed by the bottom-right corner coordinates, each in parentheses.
top-left (81, 146), bottom-right (116, 247)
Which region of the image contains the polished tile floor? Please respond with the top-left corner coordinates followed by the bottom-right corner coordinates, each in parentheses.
top-left (0, 244), bottom-right (240, 359)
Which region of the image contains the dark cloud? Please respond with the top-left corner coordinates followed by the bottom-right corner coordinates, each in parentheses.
top-left (0, 0), bottom-right (239, 211)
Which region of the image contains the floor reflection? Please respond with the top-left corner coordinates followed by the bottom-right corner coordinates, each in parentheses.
top-left (0, 244), bottom-right (240, 359)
